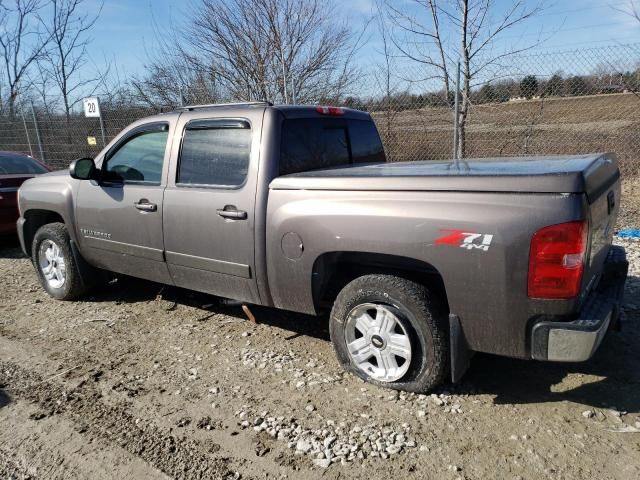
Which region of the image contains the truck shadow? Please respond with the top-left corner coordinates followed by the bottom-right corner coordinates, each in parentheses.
top-left (22, 269), bottom-right (640, 413)
top-left (0, 389), bottom-right (11, 409)
top-left (88, 275), bottom-right (331, 341)
top-left (0, 235), bottom-right (25, 259)
top-left (463, 275), bottom-right (640, 413)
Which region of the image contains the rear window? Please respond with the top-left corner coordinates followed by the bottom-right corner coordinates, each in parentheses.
top-left (280, 118), bottom-right (385, 175)
top-left (0, 154), bottom-right (48, 175)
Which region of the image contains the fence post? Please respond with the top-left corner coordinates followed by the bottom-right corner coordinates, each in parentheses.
top-left (452, 61), bottom-right (461, 166)
top-left (20, 110), bottom-right (34, 157)
top-left (30, 101), bottom-right (46, 164)
top-left (96, 97), bottom-right (107, 147)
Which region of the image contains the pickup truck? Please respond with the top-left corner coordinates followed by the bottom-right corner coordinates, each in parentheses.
top-left (16, 102), bottom-right (628, 393)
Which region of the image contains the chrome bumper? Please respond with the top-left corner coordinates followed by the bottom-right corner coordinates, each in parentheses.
top-left (531, 246), bottom-right (628, 362)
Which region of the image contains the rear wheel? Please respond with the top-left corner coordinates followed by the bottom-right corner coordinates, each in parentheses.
top-left (32, 223), bottom-right (87, 300)
top-left (330, 274), bottom-right (448, 393)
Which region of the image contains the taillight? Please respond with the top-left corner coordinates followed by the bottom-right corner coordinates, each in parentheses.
top-left (315, 105), bottom-right (344, 116)
top-left (528, 221), bottom-right (588, 299)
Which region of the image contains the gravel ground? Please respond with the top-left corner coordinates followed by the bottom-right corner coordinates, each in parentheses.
top-left (0, 235), bottom-right (639, 480)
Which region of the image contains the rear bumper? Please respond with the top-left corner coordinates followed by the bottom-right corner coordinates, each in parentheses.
top-left (531, 245), bottom-right (628, 362)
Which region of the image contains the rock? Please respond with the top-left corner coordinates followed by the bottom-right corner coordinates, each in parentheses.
top-left (386, 445), bottom-right (402, 455)
top-left (582, 410), bottom-right (594, 419)
top-left (305, 404), bottom-right (315, 413)
top-left (313, 458), bottom-right (331, 468)
top-left (296, 438), bottom-right (313, 453)
top-left (417, 410), bottom-right (426, 418)
top-left (324, 436), bottom-right (337, 449)
top-left (176, 416), bottom-right (191, 427)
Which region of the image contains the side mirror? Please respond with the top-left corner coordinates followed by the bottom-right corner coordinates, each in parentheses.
top-left (69, 157), bottom-right (96, 180)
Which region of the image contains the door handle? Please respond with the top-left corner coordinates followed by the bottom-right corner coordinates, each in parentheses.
top-left (217, 206), bottom-right (247, 220)
top-left (134, 199), bottom-right (157, 212)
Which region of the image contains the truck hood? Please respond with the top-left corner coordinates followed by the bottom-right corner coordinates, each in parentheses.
top-left (270, 154), bottom-right (619, 200)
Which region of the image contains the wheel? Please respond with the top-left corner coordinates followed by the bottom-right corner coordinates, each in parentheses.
top-left (32, 222), bottom-right (87, 300)
top-left (330, 274), bottom-right (448, 393)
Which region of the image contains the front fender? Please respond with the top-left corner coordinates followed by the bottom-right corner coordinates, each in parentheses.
top-left (19, 173), bottom-right (80, 244)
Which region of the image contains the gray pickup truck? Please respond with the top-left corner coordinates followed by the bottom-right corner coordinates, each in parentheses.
top-left (16, 102), bottom-right (628, 392)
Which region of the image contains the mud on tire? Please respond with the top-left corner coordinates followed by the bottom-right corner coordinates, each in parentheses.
top-left (32, 222), bottom-right (88, 300)
top-left (329, 274), bottom-right (449, 393)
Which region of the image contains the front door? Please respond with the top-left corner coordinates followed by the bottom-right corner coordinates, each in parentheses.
top-left (76, 121), bottom-right (173, 284)
top-left (162, 112), bottom-right (262, 303)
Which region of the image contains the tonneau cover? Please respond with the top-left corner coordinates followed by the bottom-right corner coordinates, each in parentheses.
top-left (270, 153), bottom-right (619, 199)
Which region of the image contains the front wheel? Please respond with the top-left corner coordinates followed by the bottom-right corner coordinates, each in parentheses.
top-left (330, 274), bottom-right (449, 393)
top-left (32, 222), bottom-right (87, 300)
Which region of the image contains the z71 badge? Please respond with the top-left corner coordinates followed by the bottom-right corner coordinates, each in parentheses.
top-left (435, 229), bottom-right (494, 252)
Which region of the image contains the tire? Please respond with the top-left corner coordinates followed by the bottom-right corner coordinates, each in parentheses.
top-left (32, 222), bottom-right (87, 300)
top-left (330, 274), bottom-right (448, 393)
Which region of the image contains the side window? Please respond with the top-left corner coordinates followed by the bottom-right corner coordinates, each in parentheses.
top-left (177, 120), bottom-right (251, 187)
top-left (103, 126), bottom-right (169, 184)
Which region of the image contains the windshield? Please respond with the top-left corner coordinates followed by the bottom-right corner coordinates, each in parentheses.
top-left (0, 153), bottom-right (48, 175)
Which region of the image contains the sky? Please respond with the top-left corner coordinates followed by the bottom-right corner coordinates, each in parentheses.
top-left (78, 0), bottom-right (640, 87)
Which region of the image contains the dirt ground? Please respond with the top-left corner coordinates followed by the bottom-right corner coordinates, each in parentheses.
top-left (0, 234), bottom-right (639, 480)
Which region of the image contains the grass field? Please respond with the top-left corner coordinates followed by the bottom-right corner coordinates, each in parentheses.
top-left (373, 92), bottom-right (640, 176)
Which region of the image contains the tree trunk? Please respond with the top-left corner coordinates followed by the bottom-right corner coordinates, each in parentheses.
top-left (457, 0), bottom-right (470, 159)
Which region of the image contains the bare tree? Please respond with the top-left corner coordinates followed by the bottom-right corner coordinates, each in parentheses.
top-left (37, 0), bottom-right (102, 121)
top-left (614, 1), bottom-right (640, 23)
top-left (385, 0), bottom-right (544, 157)
top-left (181, 0), bottom-right (359, 103)
top-left (0, 0), bottom-right (50, 117)
top-left (373, 2), bottom-right (400, 159)
top-left (27, 58), bottom-right (59, 112)
top-left (130, 24), bottom-right (223, 110)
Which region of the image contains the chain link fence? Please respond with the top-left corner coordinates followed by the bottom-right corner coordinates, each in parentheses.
top-left (1, 43), bottom-right (639, 176)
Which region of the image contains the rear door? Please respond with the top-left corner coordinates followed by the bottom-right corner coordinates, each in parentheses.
top-left (162, 109), bottom-right (264, 303)
top-left (76, 121), bottom-right (174, 284)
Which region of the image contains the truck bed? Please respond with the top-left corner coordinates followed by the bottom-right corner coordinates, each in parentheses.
top-left (271, 154), bottom-right (619, 198)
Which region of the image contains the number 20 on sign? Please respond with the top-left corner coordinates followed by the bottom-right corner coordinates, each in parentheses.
top-left (83, 97), bottom-right (101, 118)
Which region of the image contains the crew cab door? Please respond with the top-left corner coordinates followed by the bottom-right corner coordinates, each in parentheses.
top-left (75, 121), bottom-right (174, 284)
top-left (162, 110), bottom-right (263, 303)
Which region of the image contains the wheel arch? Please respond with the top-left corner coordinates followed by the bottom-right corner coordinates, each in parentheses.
top-left (311, 251), bottom-right (450, 314)
top-left (22, 209), bottom-right (66, 256)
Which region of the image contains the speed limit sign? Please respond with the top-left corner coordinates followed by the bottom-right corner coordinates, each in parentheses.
top-left (83, 97), bottom-right (101, 118)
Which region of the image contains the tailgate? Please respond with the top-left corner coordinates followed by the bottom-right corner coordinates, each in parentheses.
top-left (582, 154), bottom-right (621, 296)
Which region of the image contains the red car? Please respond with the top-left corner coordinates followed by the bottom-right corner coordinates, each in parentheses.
top-left (0, 151), bottom-right (50, 236)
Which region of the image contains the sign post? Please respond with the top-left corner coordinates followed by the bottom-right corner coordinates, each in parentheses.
top-left (83, 96), bottom-right (106, 146)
